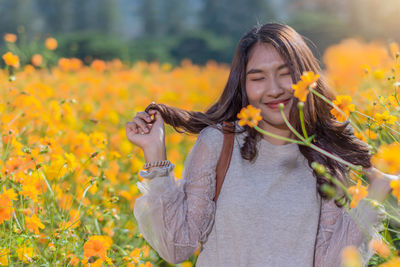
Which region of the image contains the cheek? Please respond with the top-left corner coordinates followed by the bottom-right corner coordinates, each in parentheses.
top-left (245, 82), bottom-right (264, 103)
top-left (281, 78), bottom-right (294, 92)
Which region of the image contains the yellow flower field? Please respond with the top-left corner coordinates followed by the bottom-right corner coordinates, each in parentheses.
top-left (1, 36), bottom-right (400, 266)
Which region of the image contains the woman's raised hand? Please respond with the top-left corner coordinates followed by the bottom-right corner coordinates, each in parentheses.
top-left (125, 109), bottom-right (166, 152)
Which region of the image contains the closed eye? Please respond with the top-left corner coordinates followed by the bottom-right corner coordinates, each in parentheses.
top-left (251, 77), bottom-right (265, 81)
top-left (280, 72), bottom-right (290, 76)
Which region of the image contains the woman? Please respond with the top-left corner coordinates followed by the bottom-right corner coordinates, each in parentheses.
top-left (126, 23), bottom-right (394, 266)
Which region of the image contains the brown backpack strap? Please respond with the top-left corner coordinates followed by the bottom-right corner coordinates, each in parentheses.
top-left (213, 121), bottom-right (235, 203)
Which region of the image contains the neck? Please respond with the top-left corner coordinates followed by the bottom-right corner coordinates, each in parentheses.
top-left (258, 121), bottom-right (294, 145)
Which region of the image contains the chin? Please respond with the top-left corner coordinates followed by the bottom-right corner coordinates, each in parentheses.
top-left (259, 118), bottom-right (287, 129)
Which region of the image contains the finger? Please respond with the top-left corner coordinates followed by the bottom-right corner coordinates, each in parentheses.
top-left (132, 117), bottom-right (149, 133)
top-left (126, 122), bottom-right (139, 134)
top-left (149, 110), bottom-right (161, 122)
top-left (147, 110), bottom-right (157, 123)
top-left (137, 111), bottom-right (153, 123)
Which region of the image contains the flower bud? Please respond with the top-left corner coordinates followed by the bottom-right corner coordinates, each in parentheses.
top-left (311, 162), bottom-right (326, 175)
top-left (320, 184), bottom-right (337, 199)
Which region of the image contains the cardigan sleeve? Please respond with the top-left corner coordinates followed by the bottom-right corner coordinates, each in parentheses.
top-left (133, 125), bottom-right (223, 264)
top-left (314, 197), bottom-right (386, 267)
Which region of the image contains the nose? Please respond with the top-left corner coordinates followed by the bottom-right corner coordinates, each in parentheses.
top-left (266, 74), bottom-right (285, 99)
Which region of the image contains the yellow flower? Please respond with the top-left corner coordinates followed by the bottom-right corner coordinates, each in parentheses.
top-left (105, 256), bottom-right (113, 265)
top-left (25, 214), bottom-right (45, 234)
top-left (237, 104), bottom-right (262, 127)
top-left (379, 95), bottom-right (398, 108)
top-left (373, 69), bottom-right (385, 80)
top-left (369, 238), bottom-right (391, 258)
top-left (374, 111), bottom-right (397, 126)
top-left (0, 247), bottom-right (8, 265)
top-left (330, 95), bottom-right (355, 122)
top-left (348, 179), bottom-right (368, 208)
top-left (341, 246), bottom-right (361, 267)
top-left (64, 152), bottom-right (79, 172)
top-left (291, 71), bottom-right (320, 102)
top-left (45, 37), bottom-right (58, 50)
top-left (2, 51), bottom-right (20, 68)
top-left (16, 246), bottom-right (33, 263)
top-left (89, 132), bottom-right (108, 149)
top-left (20, 183), bottom-right (40, 203)
top-left (4, 33), bottom-right (17, 43)
top-left (380, 257), bottom-right (400, 267)
top-left (372, 143), bottom-right (400, 175)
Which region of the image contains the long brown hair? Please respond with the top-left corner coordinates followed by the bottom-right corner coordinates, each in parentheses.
top-left (144, 23), bottom-right (371, 205)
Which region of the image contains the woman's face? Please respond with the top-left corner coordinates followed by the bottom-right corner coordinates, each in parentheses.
top-left (245, 42), bottom-right (294, 132)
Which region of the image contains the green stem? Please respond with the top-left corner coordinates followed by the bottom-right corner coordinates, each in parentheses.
top-left (309, 143), bottom-right (359, 170)
top-left (299, 104), bottom-right (309, 140)
top-left (278, 106), bottom-right (307, 142)
top-left (278, 102), bottom-right (360, 170)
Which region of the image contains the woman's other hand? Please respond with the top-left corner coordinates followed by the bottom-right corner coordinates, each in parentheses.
top-left (126, 109), bottom-right (167, 163)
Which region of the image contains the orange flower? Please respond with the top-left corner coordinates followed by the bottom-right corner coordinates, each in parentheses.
top-left (0, 197), bottom-right (12, 224)
top-left (330, 95), bottom-right (355, 122)
top-left (4, 33), bottom-right (17, 43)
top-left (354, 131), bottom-right (366, 142)
top-left (348, 179), bottom-right (368, 208)
top-left (341, 246), bottom-right (361, 267)
top-left (369, 238), bottom-right (391, 258)
top-left (2, 51), bottom-right (20, 68)
top-left (390, 180), bottom-right (400, 203)
top-left (91, 59), bottom-right (107, 72)
top-left (138, 262), bottom-right (153, 267)
top-left (31, 54), bottom-right (43, 67)
top-left (129, 248), bottom-right (141, 263)
top-left (67, 254), bottom-right (80, 266)
top-left (365, 128), bottom-right (377, 140)
top-left (45, 37), bottom-right (58, 50)
top-left (291, 71), bottom-right (320, 102)
top-left (374, 111), bottom-right (397, 126)
top-left (25, 214), bottom-right (45, 234)
top-left (83, 235), bottom-right (113, 259)
top-left (237, 104), bottom-right (262, 127)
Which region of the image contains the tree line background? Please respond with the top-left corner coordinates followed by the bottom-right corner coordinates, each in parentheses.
top-left (0, 0), bottom-right (399, 66)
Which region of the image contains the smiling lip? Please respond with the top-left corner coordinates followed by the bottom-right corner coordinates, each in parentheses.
top-left (265, 98), bottom-right (291, 109)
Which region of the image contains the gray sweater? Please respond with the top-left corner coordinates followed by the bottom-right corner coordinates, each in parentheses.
top-left (134, 120), bottom-right (386, 266)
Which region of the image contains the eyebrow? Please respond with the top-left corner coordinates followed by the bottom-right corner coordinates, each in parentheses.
top-left (246, 64), bottom-right (289, 75)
